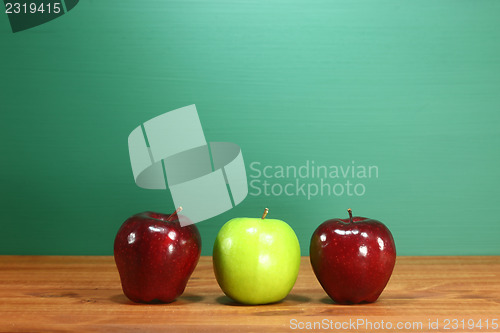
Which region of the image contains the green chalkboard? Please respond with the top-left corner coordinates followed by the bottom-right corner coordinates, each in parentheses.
top-left (1, 0), bottom-right (499, 255)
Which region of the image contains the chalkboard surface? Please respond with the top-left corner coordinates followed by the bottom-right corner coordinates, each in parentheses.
top-left (1, 0), bottom-right (499, 255)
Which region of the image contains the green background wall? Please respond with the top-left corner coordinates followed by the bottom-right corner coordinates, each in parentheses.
top-left (1, 0), bottom-right (499, 256)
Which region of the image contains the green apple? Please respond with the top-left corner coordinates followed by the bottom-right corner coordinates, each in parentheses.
top-left (213, 208), bottom-right (301, 305)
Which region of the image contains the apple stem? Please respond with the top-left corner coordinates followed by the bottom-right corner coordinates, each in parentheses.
top-left (167, 206), bottom-right (183, 221)
top-left (262, 208), bottom-right (269, 219)
top-left (347, 208), bottom-right (353, 224)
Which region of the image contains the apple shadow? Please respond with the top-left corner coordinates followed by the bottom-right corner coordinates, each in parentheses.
top-left (176, 294), bottom-right (205, 304)
top-left (216, 295), bottom-right (287, 307)
top-left (215, 294), bottom-right (311, 307)
top-left (215, 295), bottom-right (308, 315)
top-left (109, 293), bottom-right (204, 305)
top-left (110, 294), bottom-right (134, 305)
top-left (319, 296), bottom-right (384, 306)
top-left (215, 295), bottom-right (249, 306)
top-left (253, 309), bottom-right (305, 316)
top-left (320, 296), bottom-right (335, 305)
top-left (284, 294), bottom-right (312, 304)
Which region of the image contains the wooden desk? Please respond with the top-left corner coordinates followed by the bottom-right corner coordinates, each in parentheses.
top-left (1, 256), bottom-right (499, 332)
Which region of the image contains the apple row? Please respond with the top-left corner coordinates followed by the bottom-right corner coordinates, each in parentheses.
top-left (114, 208), bottom-right (396, 305)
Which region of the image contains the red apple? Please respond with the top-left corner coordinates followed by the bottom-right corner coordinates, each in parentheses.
top-left (114, 208), bottom-right (201, 303)
top-left (310, 209), bottom-right (396, 304)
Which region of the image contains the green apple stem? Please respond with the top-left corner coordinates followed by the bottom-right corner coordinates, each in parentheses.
top-left (167, 206), bottom-right (183, 221)
top-left (262, 208), bottom-right (269, 219)
top-left (347, 208), bottom-right (353, 224)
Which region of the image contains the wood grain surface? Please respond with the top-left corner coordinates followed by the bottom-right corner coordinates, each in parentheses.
top-left (0, 256), bottom-right (499, 332)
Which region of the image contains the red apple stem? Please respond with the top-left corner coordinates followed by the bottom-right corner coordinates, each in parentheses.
top-left (167, 206), bottom-right (183, 221)
top-left (347, 208), bottom-right (353, 224)
top-left (262, 208), bottom-right (269, 219)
